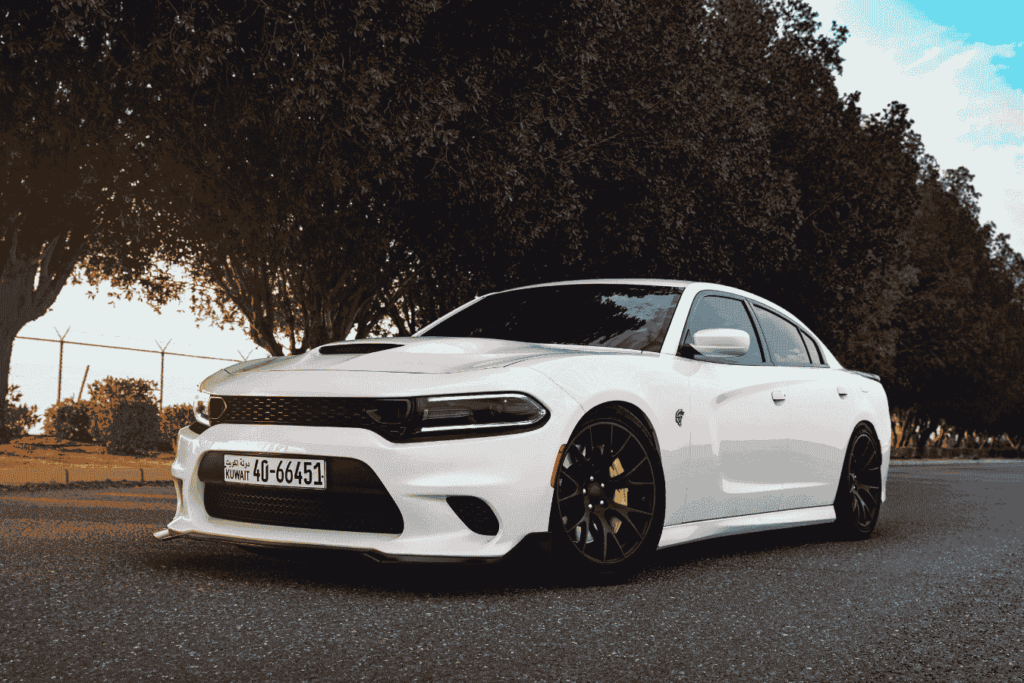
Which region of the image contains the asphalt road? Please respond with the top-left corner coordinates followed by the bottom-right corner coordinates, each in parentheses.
top-left (1, 462), bottom-right (1022, 682)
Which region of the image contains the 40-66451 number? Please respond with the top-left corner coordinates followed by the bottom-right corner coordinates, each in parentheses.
top-left (222, 455), bottom-right (326, 490)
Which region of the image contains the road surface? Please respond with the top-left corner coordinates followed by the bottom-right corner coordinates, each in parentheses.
top-left (1, 462), bottom-right (1022, 681)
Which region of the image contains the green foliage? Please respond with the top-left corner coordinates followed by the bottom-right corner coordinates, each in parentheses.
top-left (160, 403), bottom-right (195, 453)
top-left (43, 398), bottom-right (93, 442)
top-left (36, 0), bottom-right (1024, 434)
top-left (885, 164), bottom-right (1024, 435)
top-left (86, 376), bottom-right (159, 450)
top-left (103, 401), bottom-right (162, 456)
top-left (0, 6), bottom-right (191, 443)
top-left (86, 376), bottom-right (158, 406)
top-left (3, 386), bottom-right (40, 439)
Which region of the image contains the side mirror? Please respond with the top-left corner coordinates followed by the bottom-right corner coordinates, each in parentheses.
top-left (691, 328), bottom-right (750, 357)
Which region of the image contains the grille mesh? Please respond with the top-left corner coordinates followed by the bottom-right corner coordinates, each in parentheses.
top-left (213, 396), bottom-right (377, 429)
top-left (204, 484), bottom-right (404, 534)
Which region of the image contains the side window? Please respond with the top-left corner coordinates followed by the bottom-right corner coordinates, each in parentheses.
top-left (800, 329), bottom-right (825, 365)
top-left (752, 305), bottom-right (811, 366)
top-left (681, 295), bottom-right (765, 365)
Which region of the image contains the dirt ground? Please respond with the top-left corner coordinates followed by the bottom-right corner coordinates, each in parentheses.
top-left (0, 436), bottom-right (174, 471)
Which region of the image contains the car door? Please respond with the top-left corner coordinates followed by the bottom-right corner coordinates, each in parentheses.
top-left (749, 303), bottom-right (852, 507)
top-left (675, 292), bottom-right (797, 522)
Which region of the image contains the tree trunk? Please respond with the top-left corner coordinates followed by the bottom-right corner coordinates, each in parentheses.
top-left (915, 418), bottom-right (935, 449)
top-left (0, 330), bottom-right (13, 441)
top-left (0, 228), bottom-right (86, 441)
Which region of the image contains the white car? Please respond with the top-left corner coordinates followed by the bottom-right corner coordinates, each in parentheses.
top-left (155, 279), bottom-right (889, 577)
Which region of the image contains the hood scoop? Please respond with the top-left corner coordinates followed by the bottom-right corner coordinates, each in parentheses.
top-left (318, 343), bottom-right (404, 355)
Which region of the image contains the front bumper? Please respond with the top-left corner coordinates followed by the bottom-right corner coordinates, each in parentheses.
top-left (161, 373), bottom-right (581, 561)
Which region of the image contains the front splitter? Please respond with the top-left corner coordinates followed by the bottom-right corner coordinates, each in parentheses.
top-left (152, 527), bottom-right (553, 565)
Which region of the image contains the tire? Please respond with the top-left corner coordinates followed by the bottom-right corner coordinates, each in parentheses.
top-left (832, 423), bottom-right (883, 539)
top-left (549, 407), bottom-right (665, 578)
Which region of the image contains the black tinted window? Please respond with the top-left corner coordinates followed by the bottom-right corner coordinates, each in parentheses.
top-left (420, 285), bottom-right (682, 351)
top-left (800, 329), bottom-right (824, 365)
top-left (753, 305), bottom-right (811, 365)
top-left (682, 295), bottom-right (764, 364)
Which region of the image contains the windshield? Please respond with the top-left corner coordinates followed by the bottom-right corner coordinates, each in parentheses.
top-left (418, 284), bottom-right (683, 351)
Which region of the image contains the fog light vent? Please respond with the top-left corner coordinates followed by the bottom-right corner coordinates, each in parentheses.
top-left (447, 496), bottom-right (499, 536)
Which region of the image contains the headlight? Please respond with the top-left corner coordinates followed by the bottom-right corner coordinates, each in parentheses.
top-left (367, 392), bottom-right (548, 438)
top-left (194, 390), bottom-right (226, 426)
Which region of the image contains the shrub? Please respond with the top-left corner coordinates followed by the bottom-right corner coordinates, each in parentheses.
top-left (43, 398), bottom-right (93, 442)
top-left (3, 385), bottom-right (41, 439)
top-left (86, 376), bottom-right (158, 406)
top-left (160, 403), bottom-right (194, 453)
top-left (104, 400), bottom-right (162, 456)
top-left (86, 376), bottom-right (161, 453)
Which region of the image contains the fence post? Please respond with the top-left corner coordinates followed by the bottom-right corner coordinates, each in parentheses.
top-left (77, 365), bottom-right (90, 402)
top-left (156, 340), bottom-right (172, 408)
top-left (54, 327), bottom-right (70, 403)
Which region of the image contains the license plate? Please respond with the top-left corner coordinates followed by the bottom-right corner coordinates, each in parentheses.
top-left (223, 455), bottom-right (327, 490)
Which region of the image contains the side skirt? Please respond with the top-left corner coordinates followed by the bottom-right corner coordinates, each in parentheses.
top-left (657, 506), bottom-right (836, 549)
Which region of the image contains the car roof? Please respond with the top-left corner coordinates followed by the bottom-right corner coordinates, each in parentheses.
top-left (493, 278), bottom-right (693, 293)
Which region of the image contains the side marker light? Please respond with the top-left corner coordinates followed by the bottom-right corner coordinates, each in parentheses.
top-left (551, 444), bottom-right (567, 488)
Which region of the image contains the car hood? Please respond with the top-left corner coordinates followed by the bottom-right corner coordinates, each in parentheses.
top-left (222, 337), bottom-right (641, 376)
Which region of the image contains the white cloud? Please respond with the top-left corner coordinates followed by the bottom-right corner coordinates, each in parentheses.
top-left (807, 0), bottom-right (1024, 253)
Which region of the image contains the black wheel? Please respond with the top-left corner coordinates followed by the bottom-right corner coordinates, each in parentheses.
top-left (833, 424), bottom-right (883, 539)
top-left (550, 407), bottom-right (665, 577)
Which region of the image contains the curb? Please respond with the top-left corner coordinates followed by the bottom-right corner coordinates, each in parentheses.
top-left (890, 459), bottom-right (1023, 466)
top-left (0, 466), bottom-right (172, 486)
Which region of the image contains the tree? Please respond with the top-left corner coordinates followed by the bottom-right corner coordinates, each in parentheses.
top-left (116, 0), bottom-right (876, 351)
top-left (0, 8), bottom-right (189, 439)
top-left (888, 163), bottom-right (1024, 444)
top-left (43, 1), bottom-right (1024, 447)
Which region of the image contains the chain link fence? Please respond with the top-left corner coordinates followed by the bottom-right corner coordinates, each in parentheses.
top-left (10, 332), bottom-right (265, 434)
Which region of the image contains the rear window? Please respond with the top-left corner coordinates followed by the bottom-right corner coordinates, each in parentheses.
top-left (419, 284), bottom-right (683, 352)
top-left (799, 329), bottom-right (825, 365)
top-left (752, 305), bottom-right (812, 365)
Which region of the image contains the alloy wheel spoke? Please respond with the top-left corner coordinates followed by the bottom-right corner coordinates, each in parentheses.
top-left (558, 489), bottom-right (582, 504)
top-left (609, 506), bottom-right (643, 537)
top-left (558, 467), bottom-right (581, 487)
top-left (563, 508), bottom-right (586, 530)
top-left (574, 513), bottom-right (591, 550)
top-left (609, 432), bottom-right (634, 464)
top-left (852, 436), bottom-right (869, 466)
top-left (618, 457), bottom-right (649, 483)
top-left (609, 499), bottom-right (652, 521)
top-left (598, 519), bottom-right (611, 562)
top-left (606, 521), bottom-right (626, 558)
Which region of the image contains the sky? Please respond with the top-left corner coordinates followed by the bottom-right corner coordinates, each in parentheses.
top-left (806, 0), bottom-right (1024, 254)
top-left (8, 0), bottom-right (1024, 432)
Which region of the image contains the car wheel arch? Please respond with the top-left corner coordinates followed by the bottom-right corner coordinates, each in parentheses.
top-left (575, 401), bottom-right (662, 462)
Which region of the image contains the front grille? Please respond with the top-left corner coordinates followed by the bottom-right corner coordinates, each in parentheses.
top-left (213, 396), bottom-right (377, 429)
top-left (199, 452), bottom-right (403, 534)
top-left (204, 484), bottom-right (403, 534)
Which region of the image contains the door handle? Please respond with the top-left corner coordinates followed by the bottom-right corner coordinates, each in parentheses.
top-left (837, 386), bottom-right (849, 397)
top-left (771, 390), bottom-right (786, 401)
